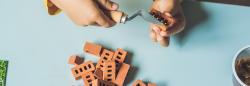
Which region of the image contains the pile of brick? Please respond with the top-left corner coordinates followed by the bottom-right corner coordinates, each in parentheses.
top-left (68, 42), bottom-right (156, 86)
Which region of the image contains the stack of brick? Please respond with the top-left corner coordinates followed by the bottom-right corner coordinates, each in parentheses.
top-left (68, 42), bottom-right (156, 86)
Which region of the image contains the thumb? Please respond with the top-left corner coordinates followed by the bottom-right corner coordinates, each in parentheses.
top-left (97, 0), bottom-right (119, 11)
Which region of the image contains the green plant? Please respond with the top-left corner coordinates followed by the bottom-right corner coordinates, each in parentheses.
top-left (0, 60), bottom-right (8, 86)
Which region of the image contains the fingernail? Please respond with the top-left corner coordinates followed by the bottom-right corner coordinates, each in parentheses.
top-left (112, 4), bottom-right (118, 10)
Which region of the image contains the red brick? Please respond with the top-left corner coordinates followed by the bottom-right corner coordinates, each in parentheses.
top-left (71, 61), bottom-right (95, 80)
top-left (94, 68), bottom-right (103, 79)
top-left (68, 55), bottom-right (84, 65)
top-left (92, 79), bottom-right (116, 86)
top-left (112, 48), bottom-right (127, 63)
top-left (115, 63), bottom-right (130, 86)
top-left (103, 61), bottom-right (116, 83)
top-left (84, 42), bottom-right (102, 57)
top-left (82, 72), bottom-right (99, 86)
top-left (96, 49), bottom-right (114, 70)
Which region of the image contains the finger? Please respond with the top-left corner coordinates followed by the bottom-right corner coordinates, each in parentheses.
top-left (152, 25), bottom-right (161, 34)
top-left (90, 22), bottom-right (100, 26)
top-left (97, 0), bottom-right (118, 11)
top-left (159, 37), bottom-right (170, 47)
top-left (160, 31), bottom-right (168, 37)
top-left (96, 11), bottom-right (115, 28)
top-left (165, 12), bottom-right (185, 35)
top-left (150, 29), bottom-right (157, 42)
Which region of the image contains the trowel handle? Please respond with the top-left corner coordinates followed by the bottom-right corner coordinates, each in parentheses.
top-left (109, 11), bottom-right (128, 23)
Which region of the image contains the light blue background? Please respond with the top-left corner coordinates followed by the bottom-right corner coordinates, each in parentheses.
top-left (0, 0), bottom-right (250, 86)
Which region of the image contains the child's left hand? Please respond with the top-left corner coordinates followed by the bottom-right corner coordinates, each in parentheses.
top-left (149, 0), bottom-right (186, 47)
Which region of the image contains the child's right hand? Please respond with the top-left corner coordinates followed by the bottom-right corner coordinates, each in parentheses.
top-left (50, 0), bottom-right (119, 28)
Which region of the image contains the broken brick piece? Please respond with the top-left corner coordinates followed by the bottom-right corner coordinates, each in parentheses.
top-left (68, 55), bottom-right (84, 65)
top-left (82, 72), bottom-right (99, 86)
top-left (92, 79), bottom-right (116, 86)
top-left (94, 68), bottom-right (103, 79)
top-left (71, 61), bottom-right (95, 80)
top-left (103, 61), bottom-right (116, 83)
top-left (132, 80), bottom-right (146, 86)
top-left (84, 42), bottom-right (102, 56)
top-left (96, 49), bottom-right (114, 70)
top-left (115, 63), bottom-right (130, 86)
top-left (112, 48), bottom-right (127, 63)
top-left (148, 83), bottom-right (157, 86)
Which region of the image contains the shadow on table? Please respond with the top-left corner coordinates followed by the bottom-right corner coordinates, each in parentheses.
top-left (175, 0), bottom-right (209, 46)
top-left (122, 48), bottom-right (140, 86)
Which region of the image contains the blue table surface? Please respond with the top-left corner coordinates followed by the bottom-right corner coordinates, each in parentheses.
top-left (1, 0), bottom-right (250, 86)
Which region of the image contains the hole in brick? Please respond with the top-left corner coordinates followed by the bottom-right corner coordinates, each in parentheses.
top-left (117, 56), bottom-right (121, 59)
top-left (103, 57), bottom-right (107, 60)
top-left (102, 60), bottom-right (104, 63)
top-left (84, 66), bottom-right (88, 70)
top-left (87, 79), bottom-right (92, 82)
top-left (86, 75), bottom-right (90, 78)
top-left (100, 65), bottom-right (103, 67)
top-left (115, 60), bottom-right (119, 63)
top-left (107, 74), bottom-right (112, 77)
top-left (107, 70), bottom-right (112, 72)
top-left (89, 83), bottom-right (92, 86)
top-left (108, 65), bottom-right (112, 68)
top-left (75, 70), bottom-right (79, 74)
top-left (105, 53), bottom-right (109, 56)
top-left (79, 68), bottom-right (83, 72)
top-left (118, 52), bottom-right (122, 55)
top-left (136, 84), bottom-right (140, 86)
top-left (107, 79), bottom-right (112, 81)
top-left (88, 64), bottom-right (92, 68)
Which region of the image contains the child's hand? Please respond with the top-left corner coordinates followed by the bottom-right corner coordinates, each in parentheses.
top-left (149, 0), bottom-right (186, 47)
top-left (50, 0), bottom-right (119, 27)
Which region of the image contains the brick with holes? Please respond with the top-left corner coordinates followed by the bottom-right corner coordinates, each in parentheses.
top-left (71, 61), bottom-right (95, 80)
top-left (96, 49), bottom-right (114, 70)
top-left (132, 80), bottom-right (146, 86)
top-left (103, 60), bottom-right (116, 83)
top-left (82, 72), bottom-right (99, 86)
top-left (68, 55), bottom-right (84, 65)
top-left (112, 48), bottom-right (127, 63)
top-left (94, 68), bottom-right (103, 79)
top-left (148, 83), bottom-right (157, 86)
top-left (84, 42), bottom-right (103, 57)
top-left (115, 63), bottom-right (130, 86)
top-left (92, 79), bottom-right (116, 86)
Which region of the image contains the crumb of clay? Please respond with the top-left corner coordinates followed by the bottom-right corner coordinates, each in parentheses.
top-left (236, 58), bottom-right (250, 85)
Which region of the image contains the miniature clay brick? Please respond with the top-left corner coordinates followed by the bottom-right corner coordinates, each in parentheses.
top-left (112, 48), bottom-right (127, 63)
top-left (82, 72), bottom-right (99, 86)
top-left (94, 68), bottom-right (103, 79)
top-left (115, 63), bottom-right (130, 86)
top-left (148, 83), bottom-right (157, 86)
top-left (84, 42), bottom-right (103, 57)
top-left (92, 79), bottom-right (116, 86)
top-left (96, 49), bottom-right (114, 70)
top-left (68, 55), bottom-right (84, 65)
top-left (103, 61), bottom-right (116, 83)
top-left (132, 80), bottom-right (146, 86)
top-left (71, 61), bottom-right (95, 80)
